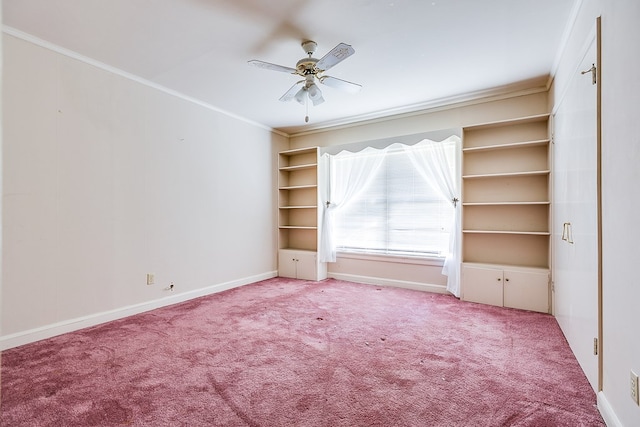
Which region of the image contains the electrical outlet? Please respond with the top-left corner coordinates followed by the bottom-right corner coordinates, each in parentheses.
top-left (146, 274), bottom-right (154, 286)
top-left (631, 370), bottom-right (639, 405)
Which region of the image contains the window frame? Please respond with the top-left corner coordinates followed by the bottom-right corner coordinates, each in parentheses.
top-left (331, 143), bottom-right (456, 260)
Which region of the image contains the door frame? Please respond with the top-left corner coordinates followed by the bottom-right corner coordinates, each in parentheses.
top-left (595, 15), bottom-right (603, 393)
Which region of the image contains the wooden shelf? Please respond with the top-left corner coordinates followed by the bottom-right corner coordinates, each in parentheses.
top-left (463, 230), bottom-right (550, 236)
top-left (462, 139), bottom-right (549, 153)
top-left (463, 113), bottom-right (550, 131)
top-left (279, 163), bottom-right (317, 172)
top-left (463, 233), bottom-right (549, 269)
top-left (279, 225), bottom-right (317, 230)
top-left (279, 147), bottom-right (318, 156)
top-left (463, 201), bottom-right (550, 206)
top-left (279, 205), bottom-right (317, 209)
top-left (279, 184), bottom-right (318, 190)
top-left (463, 170), bottom-right (550, 179)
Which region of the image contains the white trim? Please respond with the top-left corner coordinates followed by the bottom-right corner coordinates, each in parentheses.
top-left (1, 26), bottom-right (289, 139)
top-left (597, 391), bottom-right (623, 427)
top-left (336, 251), bottom-right (445, 267)
top-left (0, 271), bottom-right (277, 350)
top-left (328, 272), bottom-right (449, 295)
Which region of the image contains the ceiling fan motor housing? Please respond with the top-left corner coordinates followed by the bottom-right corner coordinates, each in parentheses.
top-left (301, 40), bottom-right (317, 56)
top-left (296, 57), bottom-right (319, 75)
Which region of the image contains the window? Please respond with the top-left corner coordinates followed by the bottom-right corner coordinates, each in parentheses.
top-left (333, 145), bottom-right (455, 258)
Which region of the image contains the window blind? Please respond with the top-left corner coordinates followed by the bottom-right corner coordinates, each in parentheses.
top-left (334, 147), bottom-right (453, 257)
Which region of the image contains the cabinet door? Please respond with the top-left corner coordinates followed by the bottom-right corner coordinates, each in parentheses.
top-left (278, 250), bottom-right (298, 278)
top-left (503, 269), bottom-right (549, 313)
top-left (462, 265), bottom-right (503, 307)
top-left (294, 251), bottom-right (318, 280)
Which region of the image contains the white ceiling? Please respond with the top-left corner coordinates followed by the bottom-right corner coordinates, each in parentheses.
top-left (3, 0), bottom-right (577, 135)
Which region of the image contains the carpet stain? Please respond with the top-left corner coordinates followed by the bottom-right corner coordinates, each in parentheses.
top-left (207, 373), bottom-right (261, 427)
top-left (81, 399), bottom-right (132, 426)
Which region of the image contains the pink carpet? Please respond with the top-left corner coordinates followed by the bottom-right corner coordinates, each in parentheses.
top-left (1, 278), bottom-right (604, 426)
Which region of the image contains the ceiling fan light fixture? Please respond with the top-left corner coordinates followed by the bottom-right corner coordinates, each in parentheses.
top-left (307, 83), bottom-right (320, 97)
top-left (311, 94), bottom-right (325, 106)
top-left (294, 87), bottom-right (307, 105)
top-left (307, 83), bottom-right (325, 106)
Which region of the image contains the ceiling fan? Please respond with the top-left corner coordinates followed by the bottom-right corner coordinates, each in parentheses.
top-left (248, 40), bottom-right (362, 122)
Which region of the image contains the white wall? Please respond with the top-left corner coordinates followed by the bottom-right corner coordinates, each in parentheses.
top-left (1, 34), bottom-right (287, 348)
top-left (599, 1), bottom-right (640, 425)
top-left (291, 91), bottom-right (549, 291)
top-left (552, 1), bottom-right (640, 425)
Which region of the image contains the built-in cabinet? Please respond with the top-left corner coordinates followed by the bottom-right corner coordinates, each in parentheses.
top-left (462, 264), bottom-right (550, 313)
top-left (278, 249), bottom-right (321, 281)
top-left (278, 147), bottom-right (327, 280)
top-left (461, 114), bottom-right (551, 313)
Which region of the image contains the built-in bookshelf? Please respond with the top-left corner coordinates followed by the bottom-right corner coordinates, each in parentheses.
top-left (461, 114), bottom-right (550, 313)
top-left (278, 147), bottom-right (326, 280)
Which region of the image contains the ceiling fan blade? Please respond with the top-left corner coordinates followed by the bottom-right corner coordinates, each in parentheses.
top-left (248, 60), bottom-right (296, 74)
top-left (319, 76), bottom-right (362, 93)
top-left (315, 43), bottom-right (355, 72)
top-left (279, 81), bottom-right (304, 102)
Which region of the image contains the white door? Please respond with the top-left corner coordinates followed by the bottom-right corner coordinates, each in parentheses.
top-left (278, 249), bottom-right (298, 278)
top-left (552, 33), bottom-right (599, 391)
top-left (503, 268), bottom-right (549, 313)
top-left (294, 251), bottom-right (318, 280)
top-left (461, 264), bottom-right (503, 307)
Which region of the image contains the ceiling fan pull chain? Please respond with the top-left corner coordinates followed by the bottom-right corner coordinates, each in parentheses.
top-left (305, 96), bottom-right (310, 123)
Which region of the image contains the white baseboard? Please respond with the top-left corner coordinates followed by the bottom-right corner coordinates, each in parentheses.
top-left (328, 272), bottom-right (449, 294)
top-left (597, 391), bottom-right (623, 427)
top-left (0, 271), bottom-right (277, 351)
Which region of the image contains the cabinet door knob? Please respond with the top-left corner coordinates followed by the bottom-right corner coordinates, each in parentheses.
top-left (497, 278), bottom-right (501, 281)
top-left (505, 278), bottom-right (510, 282)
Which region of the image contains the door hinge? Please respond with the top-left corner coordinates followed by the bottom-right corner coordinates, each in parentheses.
top-left (593, 338), bottom-right (599, 355)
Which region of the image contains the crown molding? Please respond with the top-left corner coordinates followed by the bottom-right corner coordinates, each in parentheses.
top-left (3, 24), bottom-right (555, 140)
top-left (2, 26), bottom-right (289, 138)
top-left (285, 77), bottom-right (549, 138)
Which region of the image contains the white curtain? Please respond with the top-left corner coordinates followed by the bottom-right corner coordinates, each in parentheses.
top-left (319, 147), bottom-right (387, 262)
top-left (403, 136), bottom-right (462, 297)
